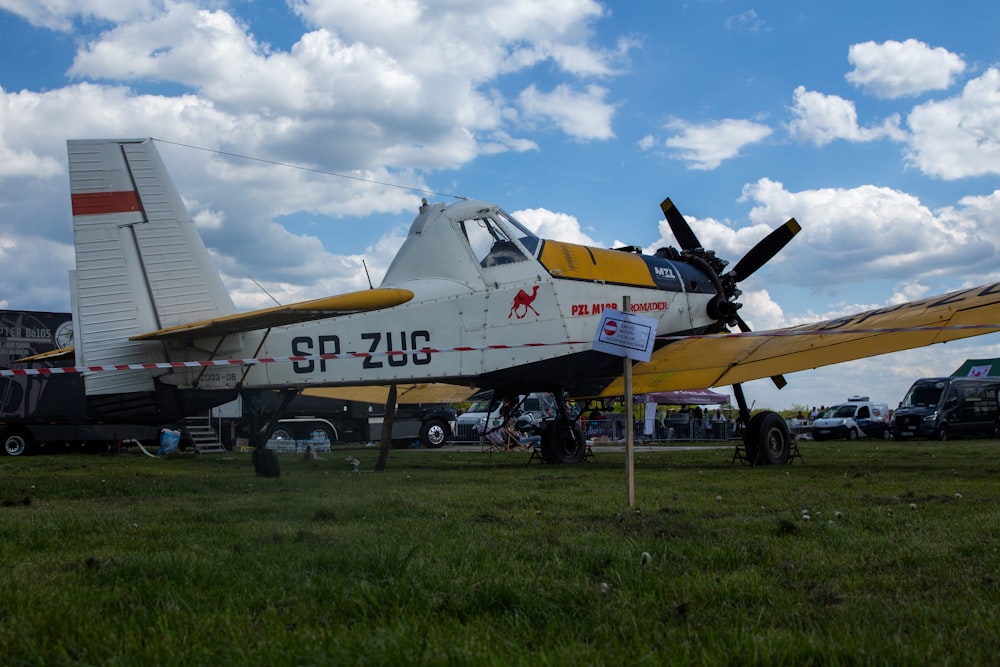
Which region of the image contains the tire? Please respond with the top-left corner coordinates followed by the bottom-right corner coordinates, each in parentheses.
top-left (540, 421), bottom-right (586, 464)
top-left (744, 412), bottom-right (790, 465)
top-left (266, 426), bottom-right (295, 441)
top-left (992, 422), bottom-right (1000, 439)
top-left (420, 418), bottom-right (449, 449)
top-left (2, 430), bottom-right (33, 457)
top-left (882, 426), bottom-right (891, 440)
top-left (847, 427), bottom-right (858, 441)
top-left (305, 425), bottom-right (335, 445)
top-left (936, 425), bottom-right (950, 442)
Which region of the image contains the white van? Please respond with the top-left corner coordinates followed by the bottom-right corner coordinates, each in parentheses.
top-left (811, 396), bottom-right (890, 441)
top-left (455, 393), bottom-right (556, 441)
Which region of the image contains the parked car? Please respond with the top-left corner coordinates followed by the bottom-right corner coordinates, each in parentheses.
top-left (893, 376), bottom-right (1000, 441)
top-left (811, 397), bottom-right (890, 441)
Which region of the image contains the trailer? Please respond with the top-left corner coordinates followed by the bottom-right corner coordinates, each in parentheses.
top-left (218, 391), bottom-right (457, 450)
top-left (0, 310), bottom-right (165, 456)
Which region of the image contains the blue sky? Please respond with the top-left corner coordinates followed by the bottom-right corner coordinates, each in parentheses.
top-left (2, 0), bottom-right (1000, 411)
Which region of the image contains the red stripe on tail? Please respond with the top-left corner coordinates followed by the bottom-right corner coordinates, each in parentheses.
top-left (71, 191), bottom-right (142, 216)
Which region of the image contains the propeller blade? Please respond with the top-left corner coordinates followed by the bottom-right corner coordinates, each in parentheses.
top-left (660, 197), bottom-right (702, 251)
top-left (728, 218), bottom-right (801, 282)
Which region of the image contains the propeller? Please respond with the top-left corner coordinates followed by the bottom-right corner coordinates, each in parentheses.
top-left (659, 197), bottom-right (800, 390)
top-left (661, 197), bottom-right (800, 282)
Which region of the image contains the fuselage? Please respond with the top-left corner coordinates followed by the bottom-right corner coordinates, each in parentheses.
top-left (174, 199), bottom-right (723, 396)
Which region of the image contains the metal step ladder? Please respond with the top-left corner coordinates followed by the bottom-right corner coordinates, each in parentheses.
top-left (181, 416), bottom-right (228, 454)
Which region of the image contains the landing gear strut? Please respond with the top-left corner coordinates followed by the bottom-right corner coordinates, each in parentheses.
top-left (539, 394), bottom-right (587, 464)
top-left (734, 384), bottom-right (790, 465)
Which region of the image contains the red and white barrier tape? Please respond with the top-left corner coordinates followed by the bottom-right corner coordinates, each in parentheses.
top-left (0, 340), bottom-right (590, 377)
top-left (2, 323), bottom-right (998, 377)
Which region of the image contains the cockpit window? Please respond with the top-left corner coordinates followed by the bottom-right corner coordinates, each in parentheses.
top-left (460, 208), bottom-right (539, 268)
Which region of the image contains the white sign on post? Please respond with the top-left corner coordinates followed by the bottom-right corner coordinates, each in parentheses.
top-left (592, 304), bottom-right (658, 508)
top-left (592, 309), bottom-right (657, 362)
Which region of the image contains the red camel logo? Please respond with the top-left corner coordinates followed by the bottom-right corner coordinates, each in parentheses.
top-left (509, 285), bottom-right (540, 319)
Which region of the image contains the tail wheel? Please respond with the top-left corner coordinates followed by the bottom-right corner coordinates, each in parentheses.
top-left (2, 430), bottom-right (33, 457)
top-left (541, 421), bottom-right (586, 464)
top-left (744, 412), bottom-right (790, 465)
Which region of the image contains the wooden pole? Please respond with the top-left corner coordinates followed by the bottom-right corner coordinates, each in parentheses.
top-left (623, 296), bottom-right (635, 507)
top-left (375, 383), bottom-right (397, 471)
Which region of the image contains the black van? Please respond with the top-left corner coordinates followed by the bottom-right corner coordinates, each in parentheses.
top-left (893, 376), bottom-right (1000, 441)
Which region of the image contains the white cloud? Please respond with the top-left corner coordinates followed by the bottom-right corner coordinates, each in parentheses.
top-left (0, 0), bottom-right (158, 31)
top-left (788, 86), bottom-right (905, 146)
top-left (641, 177), bottom-right (1000, 298)
top-left (513, 207), bottom-right (601, 246)
top-left (905, 67), bottom-right (1000, 179)
top-left (741, 178), bottom-right (1000, 295)
top-left (663, 118), bottom-right (772, 170)
top-left (517, 84), bottom-right (616, 140)
top-left (846, 39), bottom-right (966, 99)
top-left (725, 10), bottom-right (769, 33)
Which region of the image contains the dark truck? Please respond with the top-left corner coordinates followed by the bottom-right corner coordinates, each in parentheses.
top-left (892, 376), bottom-right (1000, 441)
top-left (0, 309), bottom-right (161, 456)
top-left (221, 391), bottom-right (457, 449)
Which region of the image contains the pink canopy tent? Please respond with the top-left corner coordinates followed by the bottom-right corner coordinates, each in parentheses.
top-left (639, 389), bottom-right (731, 405)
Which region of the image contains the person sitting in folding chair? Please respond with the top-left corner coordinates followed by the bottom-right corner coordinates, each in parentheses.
top-left (484, 423), bottom-right (509, 451)
top-left (485, 419), bottom-right (540, 451)
top-left (508, 423), bottom-right (541, 451)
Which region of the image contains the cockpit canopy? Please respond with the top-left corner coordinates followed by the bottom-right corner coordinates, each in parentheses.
top-left (381, 199), bottom-right (541, 288)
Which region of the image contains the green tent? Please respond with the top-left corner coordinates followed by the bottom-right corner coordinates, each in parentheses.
top-left (951, 358), bottom-right (1000, 377)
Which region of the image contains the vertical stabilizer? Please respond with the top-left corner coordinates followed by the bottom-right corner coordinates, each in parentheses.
top-left (68, 138), bottom-right (236, 395)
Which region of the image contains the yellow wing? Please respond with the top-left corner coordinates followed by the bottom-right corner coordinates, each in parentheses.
top-left (599, 283), bottom-right (1000, 396)
top-left (129, 288), bottom-right (414, 341)
top-left (304, 384), bottom-right (480, 405)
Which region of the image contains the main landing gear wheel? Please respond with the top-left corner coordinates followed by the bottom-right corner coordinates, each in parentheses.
top-left (541, 421), bottom-right (586, 464)
top-left (743, 412), bottom-right (791, 465)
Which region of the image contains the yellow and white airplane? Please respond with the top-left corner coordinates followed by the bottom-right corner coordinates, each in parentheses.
top-left (46, 138), bottom-right (1000, 463)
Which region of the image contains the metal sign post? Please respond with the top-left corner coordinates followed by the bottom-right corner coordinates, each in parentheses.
top-left (592, 300), bottom-right (656, 507)
top-left (623, 298), bottom-right (635, 506)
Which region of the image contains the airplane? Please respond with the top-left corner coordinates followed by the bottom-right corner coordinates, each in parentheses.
top-left (21, 137), bottom-right (1000, 465)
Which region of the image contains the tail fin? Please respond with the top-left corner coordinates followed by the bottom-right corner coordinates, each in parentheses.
top-left (68, 138), bottom-right (235, 394)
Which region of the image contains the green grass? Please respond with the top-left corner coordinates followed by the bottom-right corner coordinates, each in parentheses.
top-left (1, 441), bottom-right (999, 666)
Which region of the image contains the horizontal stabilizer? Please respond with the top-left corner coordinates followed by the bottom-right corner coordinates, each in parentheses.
top-left (15, 346), bottom-right (76, 364)
top-left (130, 287), bottom-right (415, 341)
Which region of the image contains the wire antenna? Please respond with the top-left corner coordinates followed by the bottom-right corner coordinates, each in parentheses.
top-left (151, 137), bottom-right (466, 201)
top-left (362, 259), bottom-right (374, 289)
top-left (249, 276), bottom-right (282, 306)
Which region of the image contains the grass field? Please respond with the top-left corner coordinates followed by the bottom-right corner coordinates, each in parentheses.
top-left (1, 440), bottom-right (998, 666)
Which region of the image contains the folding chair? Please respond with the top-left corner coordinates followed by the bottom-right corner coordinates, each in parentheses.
top-left (527, 440), bottom-right (545, 464)
top-left (485, 427), bottom-right (505, 452)
top-left (788, 440), bottom-right (805, 464)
